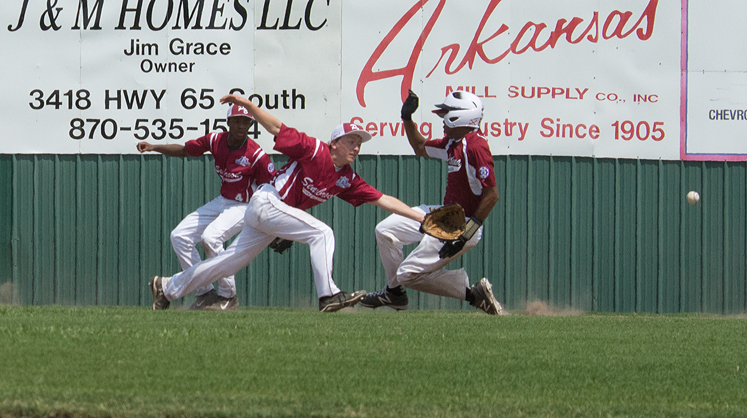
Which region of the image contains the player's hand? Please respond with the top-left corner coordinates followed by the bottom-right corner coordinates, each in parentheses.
top-left (438, 238), bottom-right (465, 259)
top-left (136, 142), bottom-right (153, 153)
top-left (220, 94), bottom-right (240, 106)
top-left (401, 89), bottom-right (419, 121)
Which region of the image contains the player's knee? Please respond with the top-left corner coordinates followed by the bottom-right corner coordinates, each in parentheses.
top-left (375, 223), bottom-right (396, 244)
top-left (170, 230), bottom-right (190, 248)
top-left (396, 270), bottom-right (423, 286)
top-left (200, 232), bottom-right (225, 254)
top-left (307, 225), bottom-right (334, 247)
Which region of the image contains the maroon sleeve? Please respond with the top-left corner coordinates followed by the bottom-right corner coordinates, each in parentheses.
top-left (183, 134), bottom-right (212, 157)
top-left (468, 136), bottom-right (497, 188)
top-left (273, 125), bottom-right (319, 160)
top-left (337, 173), bottom-right (384, 207)
top-left (253, 152), bottom-right (276, 186)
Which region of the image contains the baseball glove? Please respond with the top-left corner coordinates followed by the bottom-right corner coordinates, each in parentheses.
top-left (268, 237), bottom-right (293, 254)
top-left (420, 203), bottom-right (466, 241)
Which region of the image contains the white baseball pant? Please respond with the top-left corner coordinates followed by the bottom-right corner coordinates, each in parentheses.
top-left (163, 184), bottom-right (341, 301)
top-left (375, 204), bottom-right (483, 300)
top-left (170, 195), bottom-right (246, 299)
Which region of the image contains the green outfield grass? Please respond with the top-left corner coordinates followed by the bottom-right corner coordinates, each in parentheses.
top-left (0, 305), bottom-right (745, 418)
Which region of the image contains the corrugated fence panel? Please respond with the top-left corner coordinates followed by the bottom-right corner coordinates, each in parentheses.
top-left (549, 157), bottom-right (572, 308)
top-left (593, 159), bottom-right (615, 312)
top-left (98, 155), bottom-right (120, 306)
top-left (14, 156), bottom-right (34, 305)
top-left (658, 160), bottom-right (681, 313)
top-left (636, 160), bottom-right (659, 313)
top-left (570, 157), bottom-right (593, 311)
top-left (504, 156), bottom-right (529, 310)
top-left (487, 156), bottom-right (507, 308)
top-left (55, 155), bottom-right (77, 306)
top-left (724, 162), bottom-right (746, 314)
top-left (3, 154), bottom-right (747, 313)
top-left (703, 162), bottom-right (725, 314)
top-left (0, 156), bottom-right (12, 304)
top-left (119, 156), bottom-right (142, 306)
top-left (615, 159), bottom-right (636, 313)
top-left (34, 155), bottom-right (55, 305)
top-left (681, 162), bottom-right (703, 312)
top-left (527, 156), bottom-right (550, 304)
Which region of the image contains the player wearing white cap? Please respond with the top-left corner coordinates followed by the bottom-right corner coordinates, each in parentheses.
top-left (148, 94), bottom-right (426, 312)
top-left (137, 104), bottom-right (275, 310)
top-left (360, 90), bottom-right (504, 315)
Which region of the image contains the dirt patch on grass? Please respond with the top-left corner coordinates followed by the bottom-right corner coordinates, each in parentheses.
top-left (524, 300), bottom-right (583, 316)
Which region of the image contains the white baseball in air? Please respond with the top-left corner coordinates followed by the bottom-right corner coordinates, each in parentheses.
top-left (687, 191), bottom-right (700, 205)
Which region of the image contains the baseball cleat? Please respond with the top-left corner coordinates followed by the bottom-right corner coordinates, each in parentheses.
top-left (360, 287), bottom-right (409, 311)
top-left (149, 276), bottom-right (170, 310)
top-left (470, 278), bottom-right (503, 315)
top-left (204, 294), bottom-right (239, 311)
top-left (318, 290), bottom-right (367, 312)
top-left (189, 289), bottom-right (219, 311)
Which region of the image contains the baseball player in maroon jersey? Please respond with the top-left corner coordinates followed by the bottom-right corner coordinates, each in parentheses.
top-left (148, 94), bottom-right (426, 312)
top-left (138, 104), bottom-right (275, 311)
top-left (360, 90), bottom-right (504, 315)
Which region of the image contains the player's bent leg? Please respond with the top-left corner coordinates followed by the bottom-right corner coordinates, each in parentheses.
top-left (375, 206), bottom-right (428, 287)
top-left (201, 206), bottom-right (246, 299)
top-left (163, 225), bottom-right (273, 301)
top-left (246, 187), bottom-right (366, 311)
top-left (170, 216), bottom-right (203, 270)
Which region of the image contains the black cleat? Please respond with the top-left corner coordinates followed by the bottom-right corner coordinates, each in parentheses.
top-left (470, 278), bottom-right (503, 315)
top-left (360, 287), bottom-right (409, 311)
top-left (319, 290), bottom-right (367, 312)
top-left (149, 276), bottom-right (171, 310)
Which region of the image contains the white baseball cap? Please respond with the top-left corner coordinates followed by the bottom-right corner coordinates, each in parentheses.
top-left (330, 123), bottom-right (372, 143)
top-left (227, 104), bottom-right (255, 120)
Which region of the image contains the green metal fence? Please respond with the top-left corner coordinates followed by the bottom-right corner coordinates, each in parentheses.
top-left (1, 154), bottom-right (745, 314)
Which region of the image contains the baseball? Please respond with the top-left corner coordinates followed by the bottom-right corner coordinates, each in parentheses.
top-left (687, 191), bottom-right (700, 205)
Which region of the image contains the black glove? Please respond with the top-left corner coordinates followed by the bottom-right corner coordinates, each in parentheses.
top-left (401, 89), bottom-right (419, 121)
top-left (437, 216), bottom-right (483, 259)
top-left (268, 237), bottom-right (293, 254)
top-left (438, 238), bottom-right (466, 259)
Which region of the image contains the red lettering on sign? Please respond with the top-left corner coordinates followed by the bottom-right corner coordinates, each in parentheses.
top-left (356, 0), bottom-right (659, 107)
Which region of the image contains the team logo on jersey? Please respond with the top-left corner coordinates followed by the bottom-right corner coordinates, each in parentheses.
top-left (448, 157), bottom-right (462, 173)
top-left (235, 156), bottom-right (250, 167)
top-left (267, 162), bottom-right (275, 172)
top-left (479, 166), bottom-right (490, 179)
top-left (302, 177), bottom-right (334, 202)
top-left (336, 176), bottom-right (351, 188)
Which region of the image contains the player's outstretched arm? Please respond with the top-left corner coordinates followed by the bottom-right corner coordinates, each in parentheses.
top-left (371, 194), bottom-right (425, 223)
top-left (401, 90), bottom-right (428, 157)
top-left (220, 94), bottom-right (282, 136)
top-left (136, 141), bottom-right (189, 157)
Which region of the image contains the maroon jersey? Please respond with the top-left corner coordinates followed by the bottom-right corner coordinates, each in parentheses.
top-left (271, 125), bottom-right (383, 210)
top-left (185, 132), bottom-right (275, 203)
top-left (425, 130), bottom-right (496, 217)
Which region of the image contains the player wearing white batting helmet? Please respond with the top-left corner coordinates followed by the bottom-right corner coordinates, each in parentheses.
top-left (149, 93), bottom-right (425, 313)
top-left (360, 89), bottom-right (503, 315)
top-left (141, 104), bottom-right (276, 311)
top-left (432, 90), bottom-right (484, 129)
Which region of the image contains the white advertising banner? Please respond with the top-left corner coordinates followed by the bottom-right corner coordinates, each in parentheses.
top-left (0, 0), bottom-right (742, 160)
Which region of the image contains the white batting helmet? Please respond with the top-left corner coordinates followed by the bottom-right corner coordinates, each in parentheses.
top-left (432, 91), bottom-right (483, 129)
